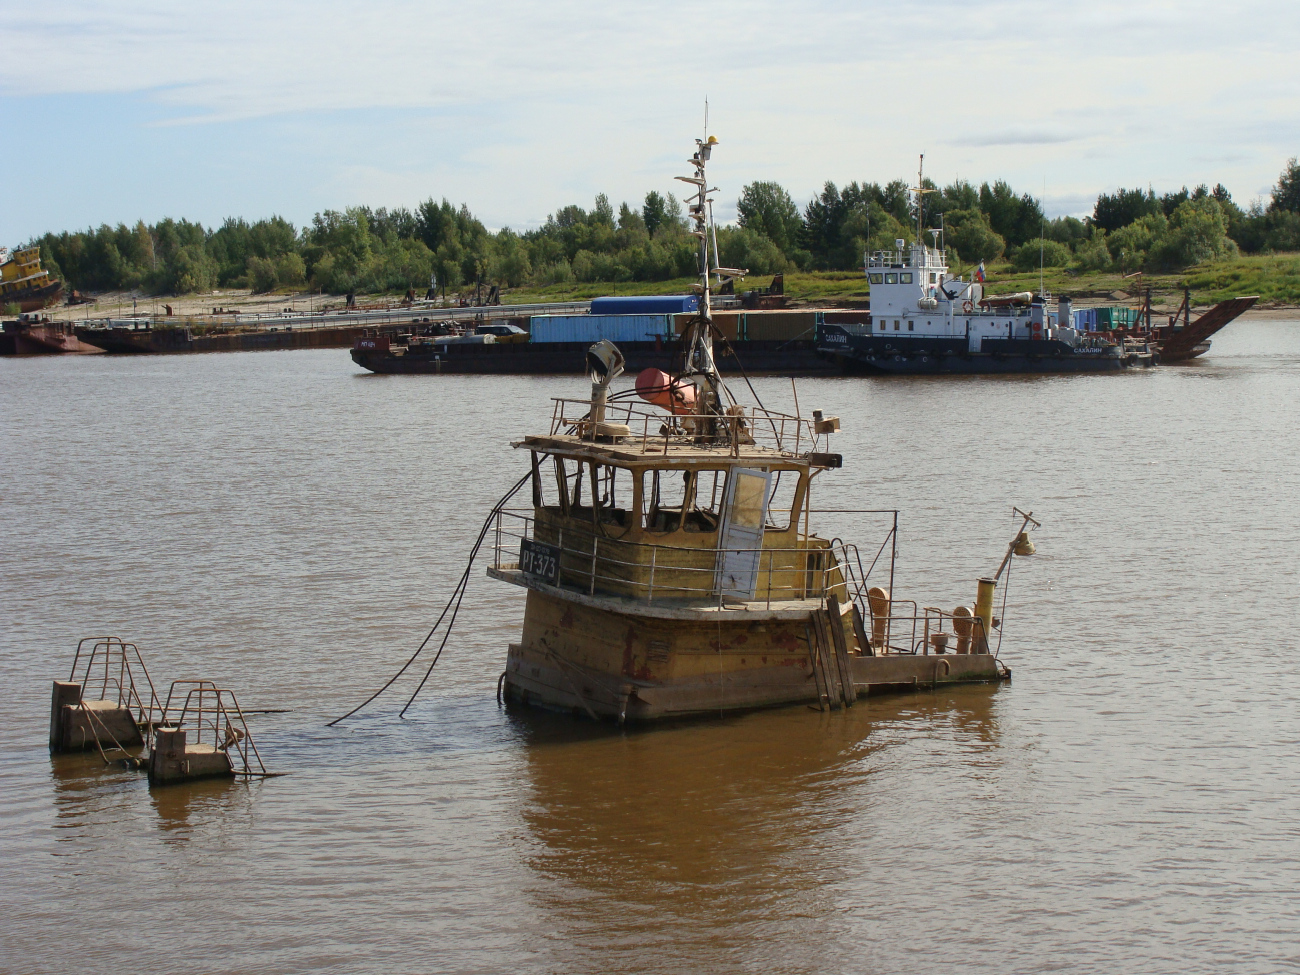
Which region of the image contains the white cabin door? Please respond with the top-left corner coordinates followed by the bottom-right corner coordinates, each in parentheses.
top-left (716, 468), bottom-right (771, 600)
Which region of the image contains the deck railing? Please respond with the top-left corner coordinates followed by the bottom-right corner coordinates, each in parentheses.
top-left (547, 397), bottom-right (822, 455)
top-left (488, 508), bottom-right (896, 614)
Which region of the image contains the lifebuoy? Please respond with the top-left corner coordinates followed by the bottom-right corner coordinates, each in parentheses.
top-left (962, 300), bottom-right (974, 314)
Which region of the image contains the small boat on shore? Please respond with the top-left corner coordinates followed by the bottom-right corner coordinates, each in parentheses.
top-left (486, 134), bottom-right (1037, 722)
top-left (0, 246), bottom-right (64, 313)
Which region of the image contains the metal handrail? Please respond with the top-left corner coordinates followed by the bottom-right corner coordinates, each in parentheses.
top-left (488, 509), bottom-right (882, 610)
top-left (166, 682), bottom-right (268, 777)
top-left (547, 397), bottom-right (821, 454)
top-left (67, 636), bottom-right (164, 728)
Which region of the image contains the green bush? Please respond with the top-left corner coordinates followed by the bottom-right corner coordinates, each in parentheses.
top-left (1010, 239), bottom-right (1071, 272)
top-left (946, 209), bottom-right (1006, 263)
top-left (1071, 233), bottom-right (1113, 272)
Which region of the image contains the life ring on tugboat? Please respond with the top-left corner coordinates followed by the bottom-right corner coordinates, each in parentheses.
top-left (962, 300), bottom-right (974, 314)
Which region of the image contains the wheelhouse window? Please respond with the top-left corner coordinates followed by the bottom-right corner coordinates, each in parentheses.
top-left (885, 273), bottom-right (898, 284)
top-left (642, 468), bottom-right (726, 533)
top-left (764, 468), bottom-right (803, 531)
top-left (545, 456), bottom-right (637, 528)
top-left (869, 273), bottom-right (883, 284)
top-left (900, 272), bottom-right (913, 284)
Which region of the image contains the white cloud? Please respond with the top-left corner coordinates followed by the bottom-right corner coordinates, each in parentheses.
top-left (5, 0), bottom-right (1300, 236)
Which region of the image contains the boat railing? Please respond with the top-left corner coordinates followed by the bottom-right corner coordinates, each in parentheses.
top-left (547, 397), bottom-right (821, 454)
top-left (67, 636), bottom-right (165, 729)
top-left (161, 681), bottom-right (268, 778)
top-left (488, 508), bottom-right (882, 611)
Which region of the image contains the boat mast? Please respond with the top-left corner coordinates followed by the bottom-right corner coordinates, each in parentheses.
top-left (675, 132), bottom-right (745, 428)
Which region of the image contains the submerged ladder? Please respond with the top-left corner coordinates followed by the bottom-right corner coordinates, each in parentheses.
top-left (49, 636), bottom-right (276, 783)
top-left (149, 681), bottom-right (272, 784)
top-left (50, 636), bottom-right (163, 756)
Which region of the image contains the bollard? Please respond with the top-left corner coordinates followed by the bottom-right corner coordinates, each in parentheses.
top-left (974, 577), bottom-right (997, 654)
top-left (49, 681), bottom-right (82, 752)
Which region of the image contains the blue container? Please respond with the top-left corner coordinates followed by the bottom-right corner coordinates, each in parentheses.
top-left (589, 294), bottom-right (698, 315)
top-left (529, 314), bottom-right (673, 344)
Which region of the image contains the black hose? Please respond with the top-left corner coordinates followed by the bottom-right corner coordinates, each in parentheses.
top-left (327, 470), bottom-right (531, 726)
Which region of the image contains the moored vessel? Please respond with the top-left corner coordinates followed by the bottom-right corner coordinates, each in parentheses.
top-left (818, 241), bottom-right (1158, 375)
top-left (487, 134), bottom-right (1037, 721)
top-left (2, 314), bottom-right (102, 355)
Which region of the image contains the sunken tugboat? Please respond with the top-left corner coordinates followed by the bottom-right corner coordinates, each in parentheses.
top-left (487, 135), bottom-right (1032, 721)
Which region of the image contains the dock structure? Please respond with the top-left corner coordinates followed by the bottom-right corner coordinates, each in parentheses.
top-left (147, 681), bottom-right (267, 785)
top-left (50, 637), bottom-right (160, 755)
top-left (48, 637), bottom-right (273, 785)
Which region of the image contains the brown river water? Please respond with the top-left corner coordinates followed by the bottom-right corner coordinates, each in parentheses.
top-left (3, 320), bottom-right (1300, 974)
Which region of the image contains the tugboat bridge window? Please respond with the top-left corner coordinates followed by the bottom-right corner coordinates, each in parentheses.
top-left (900, 272), bottom-right (913, 283)
top-left (894, 321), bottom-right (900, 330)
top-left (869, 273), bottom-right (883, 284)
top-left (642, 468), bottom-right (726, 534)
top-left (764, 469), bottom-right (802, 531)
top-left (885, 273), bottom-right (898, 284)
top-left (908, 322), bottom-right (914, 331)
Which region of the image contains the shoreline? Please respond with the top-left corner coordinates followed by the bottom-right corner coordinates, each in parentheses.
top-left (21, 288), bottom-right (1300, 325)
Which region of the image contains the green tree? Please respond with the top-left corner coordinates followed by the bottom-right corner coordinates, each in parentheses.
top-left (642, 191), bottom-right (669, 237)
top-left (1093, 187), bottom-right (1161, 233)
top-left (1147, 197), bottom-right (1238, 270)
top-left (1270, 158), bottom-right (1300, 213)
top-left (945, 209), bottom-right (1005, 263)
top-left (979, 181), bottom-right (1044, 248)
top-left (736, 181), bottom-right (802, 255)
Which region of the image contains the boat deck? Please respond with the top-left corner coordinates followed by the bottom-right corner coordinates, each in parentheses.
top-left (488, 565), bottom-right (842, 620)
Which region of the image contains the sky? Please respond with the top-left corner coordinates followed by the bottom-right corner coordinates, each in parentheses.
top-left (4, 0), bottom-right (1300, 243)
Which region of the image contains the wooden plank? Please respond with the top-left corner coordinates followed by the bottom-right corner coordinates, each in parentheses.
top-left (852, 602), bottom-right (873, 657)
top-left (804, 622), bottom-right (828, 711)
top-left (826, 596), bottom-right (856, 708)
top-left (811, 609), bottom-right (845, 710)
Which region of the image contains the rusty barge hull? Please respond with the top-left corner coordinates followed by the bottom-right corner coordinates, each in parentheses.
top-left (1154, 295), bottom-right (1259, 361)
top-left (352, 339), bottom-right (842, 376)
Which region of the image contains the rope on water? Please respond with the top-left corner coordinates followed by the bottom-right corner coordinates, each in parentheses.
top-left (327, 470), bottom-right (532, 726)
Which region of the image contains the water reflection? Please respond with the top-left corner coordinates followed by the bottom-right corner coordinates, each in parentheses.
top-left (511, 686), bottom-right (1004, 974)
top-left (148, 777), bottom-right (253, 836)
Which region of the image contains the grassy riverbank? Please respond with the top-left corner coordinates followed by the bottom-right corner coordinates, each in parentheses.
top-left (52, 253), bottom-right (1300, 322)
top-left (499, 253), bottom-right (1300, 310)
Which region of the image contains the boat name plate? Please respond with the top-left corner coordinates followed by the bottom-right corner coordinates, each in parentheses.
top-left (519, 538), bottom-right (562, 586)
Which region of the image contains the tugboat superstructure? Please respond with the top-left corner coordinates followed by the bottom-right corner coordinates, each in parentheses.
top-left (818, 240), bottom-right (1157, 374)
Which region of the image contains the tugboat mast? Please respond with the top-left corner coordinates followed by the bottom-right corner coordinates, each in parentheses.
top-left (675, 132), bottom-right (747, 433)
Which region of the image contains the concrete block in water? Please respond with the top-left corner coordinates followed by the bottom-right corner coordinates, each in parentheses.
top-left (148, 726), bottom-right (234, 785)
top-left (49, 680), bottom-right (143, 753)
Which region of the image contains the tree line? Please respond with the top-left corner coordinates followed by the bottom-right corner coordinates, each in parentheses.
top-left (25, 159), bottom-right (1300, 296)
